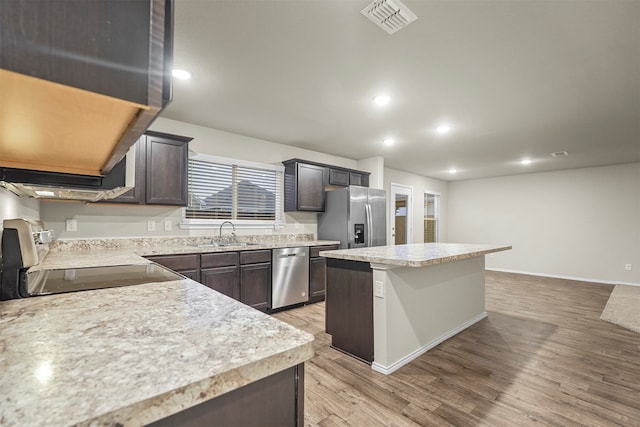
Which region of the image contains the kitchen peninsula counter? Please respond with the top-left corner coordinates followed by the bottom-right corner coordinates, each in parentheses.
top-left (320, 243), bottom-right (511, 374)
top-left (0, 277), bottom-right (314, 426)
top-left (0, 235), bottom-right (332, 425)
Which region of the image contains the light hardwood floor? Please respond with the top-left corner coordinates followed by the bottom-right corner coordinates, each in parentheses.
top-left (274, 271), bottom-right (640, 426)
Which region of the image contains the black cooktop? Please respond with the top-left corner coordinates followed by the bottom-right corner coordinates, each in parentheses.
top-left (25, 263), bottom-right (184, 297)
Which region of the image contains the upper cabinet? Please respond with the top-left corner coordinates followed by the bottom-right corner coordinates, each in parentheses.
top-left (283, 159), bottom-right (371, 212)
top-left (0, 0), bottom-right (174, 176)
top-left (109, 131), bottom-right (192, 206)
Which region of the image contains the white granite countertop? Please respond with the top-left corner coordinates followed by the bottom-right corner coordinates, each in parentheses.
top-left (320, 242), bottom-right (512, 267)
top-left (32, 238), bottom-right (340, 271)
top-left (0, 279), bottom-right (314, 426)
top-left (0, 235), bottom-right (329, 425)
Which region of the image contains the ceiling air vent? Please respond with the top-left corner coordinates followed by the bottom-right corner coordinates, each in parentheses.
top-left (551, 151), bottom-right (569, 157)
top-left (361, 0), bottom-right (418, 35)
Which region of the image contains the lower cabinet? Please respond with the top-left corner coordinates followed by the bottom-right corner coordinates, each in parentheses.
top-left (240, 263), bottom-right (271, 312)
top-left (201, 266), bottom-right (239, 300)
top-left (308, 244), bottom-right (339, 303)
top-left (240, 249), bottom-right (271, 312)
top-left (149, 364), bottom-right (305, 427)
top-left (147, 245), bottom-right (338, 310)
top-left (146, 254), bottom-right (200, 282)
top-left (147, 250), bottom-right (272, 311)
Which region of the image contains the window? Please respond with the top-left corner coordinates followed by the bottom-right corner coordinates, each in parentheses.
top-left (183, 154), bottom-right (284, 227)
top-left (424, 191), bottom-right (440, 242)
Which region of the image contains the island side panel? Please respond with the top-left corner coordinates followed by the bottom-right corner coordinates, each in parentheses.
top-left (326, 258), bottom-right (374, 363)
top-left (372, 256), bottom-right (487, 372)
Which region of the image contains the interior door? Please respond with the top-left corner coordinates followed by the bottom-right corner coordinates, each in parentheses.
top-left (389, 183), bottom-right (413, 245)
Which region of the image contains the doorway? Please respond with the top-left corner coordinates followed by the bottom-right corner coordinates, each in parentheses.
top-left (389, 183), bottom-right (412, 245)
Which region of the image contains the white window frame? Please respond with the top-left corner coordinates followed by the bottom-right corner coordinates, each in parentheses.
top-left (180, 153), bottom-right (284, 229)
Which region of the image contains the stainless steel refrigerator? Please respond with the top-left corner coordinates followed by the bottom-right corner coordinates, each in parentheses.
top-left (318, 186), bottom-right (386, 249)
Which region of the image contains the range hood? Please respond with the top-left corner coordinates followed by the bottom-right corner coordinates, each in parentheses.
top-left (0, 146), bottom-right (136, 202)
top-left (0, 0), bottom-right (174, 202)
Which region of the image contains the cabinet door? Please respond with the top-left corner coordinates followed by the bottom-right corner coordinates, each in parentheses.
top-left (145, 133), bottom-right (189, 206)
top-left (240, 262), bottom-right (271, 312)
top-left (349, 172), bottom-right (369, 187)
top-left (201, 266), bottom-right (239, 300)
top-left (328, 168), bottom-right (349, 187)
top-left (296, 163), bottom-right (327, 211)
top-left (309, 257), bottom-right (327, 303)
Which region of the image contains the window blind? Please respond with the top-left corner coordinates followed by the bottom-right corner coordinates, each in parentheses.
top-left (185, 156), bottom-right (283, 224)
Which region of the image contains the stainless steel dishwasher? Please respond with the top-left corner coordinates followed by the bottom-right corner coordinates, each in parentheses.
top-left (272, 247), bottom-right (309, 309)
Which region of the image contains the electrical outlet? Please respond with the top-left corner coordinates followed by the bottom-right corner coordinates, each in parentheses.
top-left (625, 264), bottom-right (632, 271)
top-left (65, 219), bottom-right (77, 232)
top-left (164, 220), bottom-right (172, 231)
top-left (375, 281), bottom-right (385, 298)
top-left (147, 220), bottom-right (156, 232)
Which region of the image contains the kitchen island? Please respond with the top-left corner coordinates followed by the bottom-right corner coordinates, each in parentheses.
top-left (320, 243), bottom-right (511, 374)
top-left (0, 276), bottom-right (313, 426)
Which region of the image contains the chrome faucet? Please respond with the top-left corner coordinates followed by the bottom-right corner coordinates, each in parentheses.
top-left (219, 221), bottom-right (236, 242)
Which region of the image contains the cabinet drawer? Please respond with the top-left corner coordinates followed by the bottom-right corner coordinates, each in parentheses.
top-left (310, 244), bottom-right (340, 258)
top-left (201, 252), bottom-right (239, 268)
top-left (240, 249), bottom-right (271, 265)
top-left (147, 254), bottom-right (199, 271)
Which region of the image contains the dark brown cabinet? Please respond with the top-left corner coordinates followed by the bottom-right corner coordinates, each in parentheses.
top-left (147, 254), bottom-right (200, 282)
top-left (0, 0), bottom-right (174, 176)
top-left (326, 258), bottom-right (374, 364)
top-left (284, 161), bottom-right (327, 212)
top-left (149, 364), bottom-right (304, 427)
top-left (308, 244), bottom-right (339, 304)
top-left (201, 266), bottom-right (239, 299)
top-left (146, 250), bottom-right (274, 311)
top-left (110, 131), bottom-right (192, 206)
top-left (201, 252), bottom-right (240, 299)
top-left (239, 250), bottom-right (271, 312)
top-left (349, 171), bottom-right (369, 187)
top-left (328, 168), bottom-right (349, 186)
top-left (283, 159), bottom-right (370, 212)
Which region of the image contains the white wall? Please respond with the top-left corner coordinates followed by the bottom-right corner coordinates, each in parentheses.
top-left (40, 118), bottom-right (365, 239)
top-left (0, 188), bottom-right (40, 257)
top-left (357, 156), bottom-right (385, 190)
top-left (383, 167), bottom-right (449, 244)
top-left (0, 188), bottom-right (40, 225)
top-left (448, 163), bottom-right (640, 285)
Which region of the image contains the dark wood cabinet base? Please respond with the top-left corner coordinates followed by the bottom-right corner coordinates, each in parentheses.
top-left (150, 364), bottom-right (304, 427)
top-left (326, 258), bottom-right (374, 363)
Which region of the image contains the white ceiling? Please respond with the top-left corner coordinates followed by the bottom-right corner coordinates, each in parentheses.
top-left (161, 0), bottom-right (640, 181)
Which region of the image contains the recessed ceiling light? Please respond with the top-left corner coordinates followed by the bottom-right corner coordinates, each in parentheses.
top-left (521, 159), bottom-right (532, 165)
top-left (383, 138), bottom-right (395, 146)
top-left (448, 168), bottom-right (457, 174)
top-left (172, 69), bottom-right (192, 80)
top-left (436, 125), bottom-right (452, 134)
top-left (35, 190), bottom-right (56, 197)
top-left (373, 95), bottom-right (391, 106)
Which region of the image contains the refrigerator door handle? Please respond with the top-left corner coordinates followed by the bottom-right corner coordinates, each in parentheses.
top-left (365, 203), bottom-right (373, 247)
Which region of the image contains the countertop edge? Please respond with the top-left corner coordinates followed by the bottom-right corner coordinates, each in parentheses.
top-left (83, 336), bottom-right (315, 426)
top-left (320, 245), bottom-right (513, 267)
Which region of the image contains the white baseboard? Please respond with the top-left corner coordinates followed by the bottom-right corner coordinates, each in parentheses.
top-left (371, 312), bottom-right (488, 375)
top-left (486, 268), bottom-right (640, 287)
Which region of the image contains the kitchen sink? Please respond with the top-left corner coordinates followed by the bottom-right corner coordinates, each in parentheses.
top-left (196, 242), bottom-right (261, 249)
